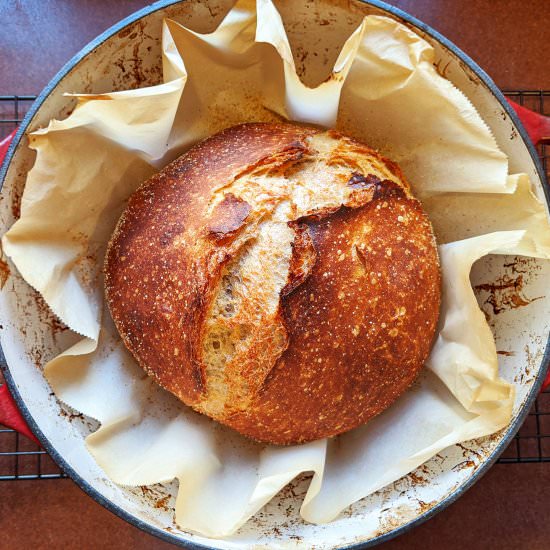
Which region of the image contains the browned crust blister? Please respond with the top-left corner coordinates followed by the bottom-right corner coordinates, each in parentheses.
top-left (105, 122), bottom-right (440, 445)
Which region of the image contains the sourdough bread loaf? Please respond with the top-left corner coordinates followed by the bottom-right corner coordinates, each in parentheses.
top-left (105, 122), bottom-right (440, 444)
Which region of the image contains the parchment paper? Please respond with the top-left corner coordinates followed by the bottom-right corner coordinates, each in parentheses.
top-left (3, 0), bottom-right (550, 537)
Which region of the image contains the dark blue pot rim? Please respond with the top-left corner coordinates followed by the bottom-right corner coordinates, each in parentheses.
top-left (0, 1), bottom-right (548, 548)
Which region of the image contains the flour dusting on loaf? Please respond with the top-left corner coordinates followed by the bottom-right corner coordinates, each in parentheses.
top-left (105, 123), bottom-right (440, 444)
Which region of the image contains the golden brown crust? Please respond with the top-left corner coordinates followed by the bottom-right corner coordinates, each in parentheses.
top-left (105, 122), bottom-right (440, 444)
top-left (207, 193), bottom-right (251, 241)
top-left (282, 223), bottom-right (317, 297)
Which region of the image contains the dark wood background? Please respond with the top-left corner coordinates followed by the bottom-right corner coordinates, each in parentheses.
top-left (0, 1), bottom-right (549, 548)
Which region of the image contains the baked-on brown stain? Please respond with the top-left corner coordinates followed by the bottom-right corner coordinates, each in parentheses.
top-left (0, 254), bottom-right (10, 289)
top-left (474, 273), bottom-right (543, 315)
top-left (105, 122), bottom-right (440, 444)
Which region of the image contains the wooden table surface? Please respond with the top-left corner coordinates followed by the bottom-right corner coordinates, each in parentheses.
top-left (1, 1), bottom-right (549, 549)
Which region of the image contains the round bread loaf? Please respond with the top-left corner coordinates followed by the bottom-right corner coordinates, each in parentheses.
top-left (105, 122), bottom-right (440, 445)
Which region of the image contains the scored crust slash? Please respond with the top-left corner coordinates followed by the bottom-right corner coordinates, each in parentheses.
top-left (104, 122), bottom-right (441, 445)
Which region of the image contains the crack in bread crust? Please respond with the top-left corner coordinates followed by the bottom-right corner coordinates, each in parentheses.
top-left (105, 122), bottom-right (440, 445)
top-left (198, 130), bottom-right (410, 417)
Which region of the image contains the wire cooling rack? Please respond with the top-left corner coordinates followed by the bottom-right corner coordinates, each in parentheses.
top-left (0, 92), bottom-right (549, 480)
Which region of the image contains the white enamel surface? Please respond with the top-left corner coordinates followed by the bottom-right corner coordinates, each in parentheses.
top-left (0, 1), bottom-right (548, 548)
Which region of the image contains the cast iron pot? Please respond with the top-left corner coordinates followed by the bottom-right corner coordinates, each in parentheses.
top-left (0, 1), bottom-right (548, 548)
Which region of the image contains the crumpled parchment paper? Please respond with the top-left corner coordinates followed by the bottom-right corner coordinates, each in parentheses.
top-left (3, 0), bottom-right (550, 538)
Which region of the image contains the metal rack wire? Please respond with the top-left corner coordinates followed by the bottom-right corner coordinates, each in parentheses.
top-left (0, 92), bottom-right (549, 480)
top-left (0, 95), bottom-right (68, 480)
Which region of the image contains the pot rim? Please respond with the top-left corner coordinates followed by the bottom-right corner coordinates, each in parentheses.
top-left (0, 1), bottom-right (548, 548)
